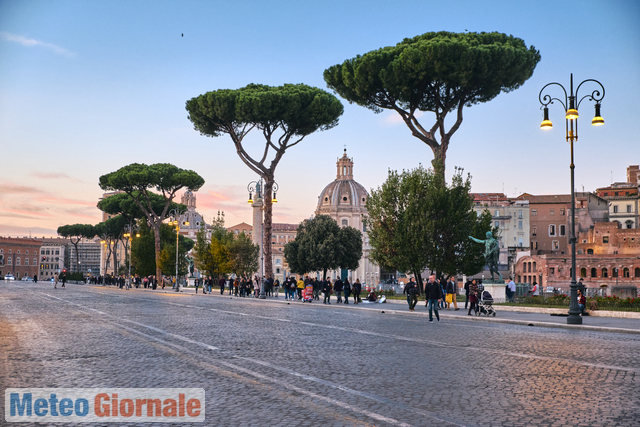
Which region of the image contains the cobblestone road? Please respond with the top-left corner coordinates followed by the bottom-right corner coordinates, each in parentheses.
top-left (1, 282), bottom-right (638, 426)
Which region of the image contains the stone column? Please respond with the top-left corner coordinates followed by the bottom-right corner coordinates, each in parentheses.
top-left (252, 198), bottom-right (264, 276)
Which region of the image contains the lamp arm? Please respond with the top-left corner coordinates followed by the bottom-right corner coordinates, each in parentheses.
top-left (575, 79), bottom-right (605, 107)
top-left (538, 82), bottom-right (568, 108)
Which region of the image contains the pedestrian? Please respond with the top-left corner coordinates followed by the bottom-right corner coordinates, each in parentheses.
top-left (333, 277), bottom-right (343, 303)
top-left (195, 278), bottom-right (200, 294)
top-left (464, 278), bottom-right (471, 309)
top-left (507, 277), bottom-right (516, 302)
top-left (267, 276), bottom-right (274, 297)
top-left (61, 273), bottom-right (66, 288)
top-left (468, 279), bottom-right (479, 315)
top-left (322, 279), bottom-right (332, 304)
top-left (351, 279), bottom-right (361, 304)
top-left (54, 272), bottom-right (59, 289)
top-left (274, 279), bottom-right (280, 297)
top-left (425, 275), bottom-right (442, 322)
top-left (403, 277), bottom-right (418, 311)
top-left (438, 277), bottom-right (446, 308)
top-left (343, 279), bottom-right (351, 304)
top-left (446, 276), bottom-right (459, 310)
top-left (297, 277), bottom-right (305, 300)
top-left (530, 281), bottom-right (539, 297)
top-left (219, 276), bottom-right (226, 294)
top-left (33, 274), bottom-right (38, 283)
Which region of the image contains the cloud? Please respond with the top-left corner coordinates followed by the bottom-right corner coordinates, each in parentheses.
top-left (0, 208), bottom-right (53, 219)
top-left (30, 172), bottom-right (81, 182)
top-left (33, 196), bottom-right (96, 207)
top-left (0, 183), bottom-right (48, 195)
top-left (0, 224), bottom-right (59, 238)
top-left (1, 31), bottom-right (76, 57)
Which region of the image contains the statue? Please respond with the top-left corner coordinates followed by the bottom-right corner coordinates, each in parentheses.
top-left (188, 259), bottom-right (195, 277)
top-left (469, 231), bottom-right (502, 281)
top-left (255, 181), bottom-right (262, 199)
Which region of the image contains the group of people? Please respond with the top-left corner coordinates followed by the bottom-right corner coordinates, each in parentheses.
top-left (281, 276), bottom-right (364, 304)
top-left (403, 275), bottom-right (460, 320)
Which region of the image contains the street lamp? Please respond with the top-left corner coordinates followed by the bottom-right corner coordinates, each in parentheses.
top-left (539, 73), bottom-right (605, 325)
top-left (169, 209), bottom-right (188, 292)
top-left (123, 221), bottom-right (140, 289)
top-left (248, 178), bottom-right (278, 299)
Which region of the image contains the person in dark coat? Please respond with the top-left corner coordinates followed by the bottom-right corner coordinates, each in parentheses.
top-left (322, 280), bottom-right (332, 304)
top-left (464, 279), bottom-right (471, 309)
top-left (468, 279), bottom-right (479, 315)
top-left (425, 275), bottom-right (443, 322)
top-left (403, 278), bottom-right (418, 311)
top-left (343, 279), bottom-right (351, 304)
top-left (333, 278), bottom-right (343, 303)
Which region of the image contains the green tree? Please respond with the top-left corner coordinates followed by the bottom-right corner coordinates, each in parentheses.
top-left (366, 166), bottom-right (490, 290)
top-left (324, 31), bottom-right (540, 177)
top-left (131, 220), bottom-right (192, 278)
top-left (186, 83), bottom-right (343, 279)
top-left (94, 215), bottom-right (128, 276)
top-left (192, 220), bottom-right (234, 280)
top-left (57, 224), bottom-right (96, 273)
top-left (284, 215), bottom-right (362, 280)
top-left (227, 232), bottom-right (259, 278)
top-left (99, 163), bottom-right (204, 280)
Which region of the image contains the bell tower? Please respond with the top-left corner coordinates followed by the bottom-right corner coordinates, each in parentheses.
top-left (336, 148), bottom-right (353, 180)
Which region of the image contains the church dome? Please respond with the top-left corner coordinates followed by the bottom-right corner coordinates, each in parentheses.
top-left (316, 149), bottom-right (368, 212)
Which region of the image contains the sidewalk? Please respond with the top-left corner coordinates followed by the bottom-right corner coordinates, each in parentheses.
top-left (195, 289), bottom-right (640, 335)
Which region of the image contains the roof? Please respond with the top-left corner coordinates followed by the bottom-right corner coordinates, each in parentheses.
top-left (516, 194), bottom-right (571, 204)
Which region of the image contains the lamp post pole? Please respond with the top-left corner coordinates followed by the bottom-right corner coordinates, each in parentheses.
top-left (248, 179), bottom-right (278, 299)
top-left (539, 73), bottom-right (605, 325)
top-left (169, 209), bottom-right (188, 292)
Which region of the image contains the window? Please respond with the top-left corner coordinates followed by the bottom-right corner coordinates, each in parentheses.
top-left (341, 219), bottom-right (348, 227)
top-left (623, 268), bottom-right (630, 278)
top-left (16, 257), bottom-right (21, 266)
top-left (25, 259), bottom-right (29, 265)
top-left (550, 208), bottom-right (555, 216)
top-left (627, 205), bottom-right (633, 213)
top-left (613, 205), bottom-right (618, 213)
top-left (626, 220), bottom-right (634, 229)
top-left (531, 241), bottom-right (537, 250)
top-left (26, 250), bottom-right (29, 255)
top-left (559, 225), bottom-right (566, 236)
top-left (518, 220), bottom-right (523, 230)
top-left (532, 226), bottom-right (537, 236)
top-left (531, 209), bottom-right (537, 216)
top-left (601, 268), bottom-right (608, 278)
top-left (549, 224), bottom-right (556, 236)
top-left (518, 238), bottom-right (523, 247)
top-left (41, 250), bottom-right (45, 255)
top-left (17, 250), bottom-right (20, 254)
top-left (518, 210), bottom-right (523, 219)
top-left (580, 268), bottom-right (587, 278)
top-left (550, 267), bottom-right (555, 275)
top-left (275, 259), bottom-right (281, 265)
top-left (551, 240), bottom-right (559, 250)
top-left (635, 268), bottom-right (640, 278)
top-left (587, 249), bottom-right (594, 254)
top-left (494, 210), bottom-right (499, 216)
top-left (7, 257), bottom-right (12, 265)
top-left (495, 221), bottom-right (500, 229)
top-left (560, 209), bottom-right (565, 216)
top-left (603, 236), bottom-right (609, 244)
top-left (591, 268), bottom-right (597, 278)
top-left (612, 268), bottom-right (618, 278)
top-left (533, 262), bottom-right (536, 271)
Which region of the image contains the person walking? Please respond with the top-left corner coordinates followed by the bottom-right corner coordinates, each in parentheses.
top-left (531, 281), bottom-right (539, 297)
top-left (468, 279), bottom-right (479, 315)
top-left (403, 278), bottom-right (418, 311)
top-left (297, 277), bottom-right (305, 300)
top-left (61, 273), bottom-right (66, 288)
top-left (195, 278), bottom-right (200, 294)
top-left (218, 277), bottom-right (226, 294)
top-left (446, 276), bottom-right (459, 310)
top-left (343, 279), bottom-right (351, 304)
top-left (322, 279), bottom-right (332, 304)
top-left (54, 272), bottom-right (59, 289)
top-left (333, 277), bottom-right (343, 303)
top-left (274, 279), bottom-right (280, 297)
top-left (464, 279), bottom-right (471, 309)
top-left (425, 275), bottom-right (442, 322)
top-left (507, 277), bottom-right (516, 302)
top-left (351, 279), bottom-right (361, 304)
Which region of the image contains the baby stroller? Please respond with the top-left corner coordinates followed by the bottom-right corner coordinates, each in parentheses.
top-left (477, 290), bottom-right (496, 317)
top-left (302, 283), bottom-right (314, 303)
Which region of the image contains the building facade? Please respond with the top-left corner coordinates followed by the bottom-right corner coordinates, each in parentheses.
top-left (595, 183), bottom-right (639, 229)
top-left (518, 194), bottom-right (571, 255)
top-left (314, 149), bottom-right (379, 284)
top-left (0, 237), bottom-right (43, 279)
top-left (39, 238), bottom-right (69, 280)
top-left (66, 238), bottom-right (101, 276)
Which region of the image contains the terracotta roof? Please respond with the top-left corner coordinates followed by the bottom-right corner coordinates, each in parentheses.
top-left (517, 194), bottom-right (571, 204)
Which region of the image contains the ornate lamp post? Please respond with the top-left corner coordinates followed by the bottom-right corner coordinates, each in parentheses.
top-left (169, 209), bottom-right (188, 292)
top-left (123, 221), bottom-right (140, 289)
top-left (248, 179), bottom-right (278, 299)
top-left (539, 73), bottom-right (605, 325)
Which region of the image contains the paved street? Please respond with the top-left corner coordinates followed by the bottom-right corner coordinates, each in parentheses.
top-left (1, 281), bottom-right (639, 426)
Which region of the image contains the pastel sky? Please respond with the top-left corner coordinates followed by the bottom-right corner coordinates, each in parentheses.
top-left (1, 0), bottom-right (639, 238)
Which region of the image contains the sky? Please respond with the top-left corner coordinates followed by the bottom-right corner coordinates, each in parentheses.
top-left (1, 0), bottom-right (639, 238)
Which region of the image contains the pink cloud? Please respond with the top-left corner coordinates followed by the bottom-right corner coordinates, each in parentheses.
top-left (0, 184), bottom-right (47, 194)
top-left (0, 208), bottom-right (53, 218)
top-left (30, 172), bottom-right (81, 182)
top-left (34, 196), bottom-right (96, 207)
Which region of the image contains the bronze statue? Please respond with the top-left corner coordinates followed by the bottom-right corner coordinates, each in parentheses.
top-left (469, 231), bottom-right (502, 281)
